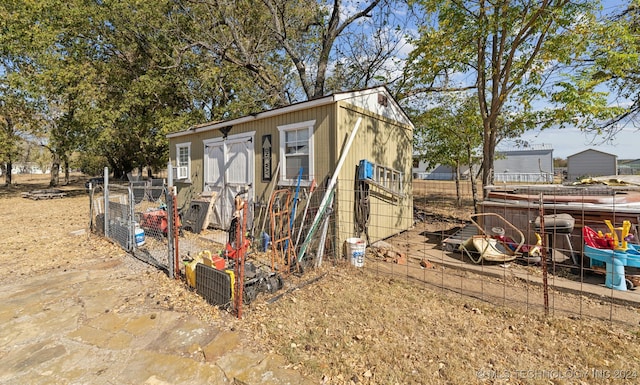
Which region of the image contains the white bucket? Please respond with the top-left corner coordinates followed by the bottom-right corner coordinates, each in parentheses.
top-left (346, 238), bottom-right (366, 267)
top-left (134, 224), bottom-right (145, 247)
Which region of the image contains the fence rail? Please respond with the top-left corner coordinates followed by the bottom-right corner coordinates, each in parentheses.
top-left (90, 175), bottom-right (640, 325)
top-left (90, 176), bottom-right (176, 276)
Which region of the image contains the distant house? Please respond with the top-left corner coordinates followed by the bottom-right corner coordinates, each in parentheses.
top-left (618, 159), bottom-right (640, 175)
top-left (1, 162), bottom-right (49, 175)
top-left (493, 147), bottom-right (554, 183)
top-left (566, 149), bottom-right (617, 182)
top-left (412, 158), bottom-right (430, 179)
top-left (412, 159), bottom-right (473, 180)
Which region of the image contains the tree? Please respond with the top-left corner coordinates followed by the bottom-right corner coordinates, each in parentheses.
top-left (572, 0), bottom-right (640, 135)
top-left (407, 0), bottom-right (617, 195)
top-left (176, 0), bottom-right (402, 107)
top-left (412, 94), bottom-right (483, 210)
top-left (0, 1), bottom-right (51, 184)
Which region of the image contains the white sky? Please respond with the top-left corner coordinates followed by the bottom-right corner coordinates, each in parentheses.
top-left (515, 126), bottom-right (639, 160)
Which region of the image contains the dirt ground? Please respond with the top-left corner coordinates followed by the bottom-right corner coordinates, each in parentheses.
top-left (2, 174), bottom-right (640, 384)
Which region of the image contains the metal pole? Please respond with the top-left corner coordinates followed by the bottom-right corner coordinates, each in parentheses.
top-left (172, 189), bottom-right (180, 279)
top-left (128, 185), bottom-right (135, 251)
top-left (235, 200), bottom-right (248, 319)
top-left (539, 194), bottom-right (549, 316)
top-left (104, 167), bottom-right (109, 238)
top-left (167, 187), bottom-right (175, 279)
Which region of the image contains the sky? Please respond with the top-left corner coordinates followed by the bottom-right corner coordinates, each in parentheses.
top-left (510, 126), bottom-right (639, 160)
top-left (515, 0), bottom-right (639, 161)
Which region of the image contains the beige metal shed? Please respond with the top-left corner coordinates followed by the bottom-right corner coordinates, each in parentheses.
top-left (167, 86), bottom-right (414, 252)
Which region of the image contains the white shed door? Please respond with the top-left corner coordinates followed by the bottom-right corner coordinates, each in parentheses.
top-left (204, 134), bottom-right (254, 229)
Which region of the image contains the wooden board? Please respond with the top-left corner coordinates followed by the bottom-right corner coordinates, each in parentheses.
top-left (182, 192), bottom-right (216, 234)
top-left (21, 189), bottom-right (67, 200)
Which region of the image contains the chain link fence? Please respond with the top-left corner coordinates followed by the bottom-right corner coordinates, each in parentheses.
top-left (89, 176), bottom-right (179, 276)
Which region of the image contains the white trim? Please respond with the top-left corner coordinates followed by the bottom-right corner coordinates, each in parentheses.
top-left (175, 142), bottom-right (191, 182)
top-left (202, 132), bottom-right (256, 228)
top-left (278, 120), bottom-right (315, 186)
top-left (167, 86), bottom-right (414, 139)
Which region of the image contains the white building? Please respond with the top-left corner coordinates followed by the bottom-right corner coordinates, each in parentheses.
top-left (493, 147), bottom-right (554, 183)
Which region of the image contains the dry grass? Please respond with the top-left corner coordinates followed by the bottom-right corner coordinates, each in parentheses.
top-left (3, 174), bottom-right (640, 384)
top-left (242, 266), bottom-right (640, 384)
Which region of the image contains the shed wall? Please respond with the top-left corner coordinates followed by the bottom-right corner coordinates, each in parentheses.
top-left (169, 98), bottom-right (415, 261)
top-left (567, 150), bottom-right (617, 182)
top-left (333, 103), bottom-right (414, 253)
top-left (169, 104), bottom-right (336, 210)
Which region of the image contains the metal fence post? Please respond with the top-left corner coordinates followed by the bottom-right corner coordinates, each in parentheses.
top-left (128, 185), bottom-right (135, 252)
top-left (167, 187), bottom-right (175, 279)
top-left (104, 167), bottom-right (109, 238)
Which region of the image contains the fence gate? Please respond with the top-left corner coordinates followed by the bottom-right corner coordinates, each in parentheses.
top-left (89, 176), bottom-right (178, 277)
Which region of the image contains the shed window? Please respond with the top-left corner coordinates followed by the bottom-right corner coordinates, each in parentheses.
top-left (175, 142), bottom-right (191, 180)
top-left (278, 120), bottom-right (315, 185)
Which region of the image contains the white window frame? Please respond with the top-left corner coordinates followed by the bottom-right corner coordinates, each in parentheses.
top-left (175, 142), bottom-right (191, 182)
top-left (278, 120), bottom-right (315, 186)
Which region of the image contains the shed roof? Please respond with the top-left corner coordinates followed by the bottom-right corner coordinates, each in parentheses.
top-left (167, 86), bottom-right (413, 139)
top-left (496, 148), bottom-right (553, 157)
top-left (567, 148), bottom-right (617, 159)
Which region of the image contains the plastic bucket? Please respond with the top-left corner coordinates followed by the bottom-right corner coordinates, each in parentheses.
top-left (134, 224), bottom-right (145, 247)
top-left (345, 238), bottom-right (366, 267)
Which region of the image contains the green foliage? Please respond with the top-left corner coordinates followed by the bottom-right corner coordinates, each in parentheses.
top-left (407, 0), bottom-right (609, 191)
top-left (413, 94), bottom-right (482, 171)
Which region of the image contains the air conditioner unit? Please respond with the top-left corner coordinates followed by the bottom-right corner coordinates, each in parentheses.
top-left (176, 166), bottom-right (188, 179)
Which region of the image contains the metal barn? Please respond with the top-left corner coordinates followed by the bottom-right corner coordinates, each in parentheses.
top-left (566, 149), bottom-right (617, 182)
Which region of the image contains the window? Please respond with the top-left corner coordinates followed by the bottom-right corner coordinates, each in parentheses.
top-left (361, 160), bottom-right (404, 197)
top-left (278, 120), bottom-right (315, 185)
top-left (175, 142), bottom-right (191, 181)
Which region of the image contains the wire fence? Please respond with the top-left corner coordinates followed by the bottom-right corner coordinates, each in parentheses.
top-left (89, 173), bottom-right (640, 325)
top-left (89, 177), bottom-right (178, 276)
top-left (346, 179), bottom-right (640, 326)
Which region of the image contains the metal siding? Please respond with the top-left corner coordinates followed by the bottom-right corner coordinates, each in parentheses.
top-left (493, 150), bottom-right (554, 183)
top-left (567, 150), bottom-right (617, 181)
top-left (334, 103), bottom-right (413, 252)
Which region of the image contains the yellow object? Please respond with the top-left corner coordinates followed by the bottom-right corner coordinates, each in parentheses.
top-left (185, 250), bottom-right (212, 288)
top-left (604, 220), bottom-right (632, 251)
top-left (197, 250), bottom-right (212, 259)
top-left (529, 233), bottom-right (542, 257)
top-left (185, 261), bottom-right (198, 288)
top-left (225, 270), bottom-right (235, 301)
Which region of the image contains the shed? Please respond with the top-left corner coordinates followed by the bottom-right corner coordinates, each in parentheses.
top-left (618, 159), bottom-right (640, 176)
top-left (566, 149), bottom-right (617, 182)
top-left (493, 147), bottom-right (554, 183)
top-left (167, 86), bottom-right (414, 252)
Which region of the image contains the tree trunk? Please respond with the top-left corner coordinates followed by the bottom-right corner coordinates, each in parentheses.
top-left (4, 161), bottom-right (12, 185)
top-left (49, 153), bottom-right (60, 187)
top-left (481, 118), bottom-right (498, 199)
top-left (468, 147), bottom-right (480, 214)
top-left (63, 159), bottom-right (70, 185)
